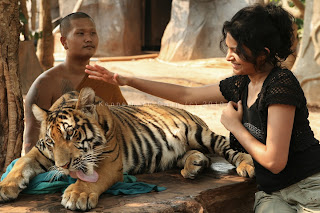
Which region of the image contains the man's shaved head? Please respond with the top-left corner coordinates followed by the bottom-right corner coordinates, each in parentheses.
top-left (60, 12), bottom-right (95, 37)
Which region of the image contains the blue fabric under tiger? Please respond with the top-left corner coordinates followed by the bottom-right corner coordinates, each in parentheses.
top-left (1, 159), bottom-right (166, 195)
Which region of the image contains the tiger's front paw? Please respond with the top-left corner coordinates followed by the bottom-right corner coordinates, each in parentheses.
top-left (0, 178), bottom-right (24, 202)
top-left (236, 154), bottom-right (255, 178)
top-left (61, 183), bottom-right (99, 211)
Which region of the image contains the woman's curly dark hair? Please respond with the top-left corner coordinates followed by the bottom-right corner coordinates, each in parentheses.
top-left (220, 3), bottom-right (295, 68)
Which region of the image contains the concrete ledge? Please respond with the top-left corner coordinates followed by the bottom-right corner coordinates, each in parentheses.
top-left (0, 156), bottom-right (257, 212)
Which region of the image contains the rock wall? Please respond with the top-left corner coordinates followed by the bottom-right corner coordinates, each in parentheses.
top-left (55, 0), bottom-right (266, 60)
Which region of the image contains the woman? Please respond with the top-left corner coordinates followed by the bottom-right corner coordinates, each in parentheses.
top-left (86, 4), bottom-right (320, 212)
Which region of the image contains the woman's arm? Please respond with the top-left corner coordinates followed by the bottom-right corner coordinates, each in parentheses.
top-left (85, 64), bottom-right (227, 105)
top-left (221, 101), bottom-right (295, 174)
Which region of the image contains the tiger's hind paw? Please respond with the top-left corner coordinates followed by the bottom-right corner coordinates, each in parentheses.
top-left (180, 151), bottom-right (210, 179)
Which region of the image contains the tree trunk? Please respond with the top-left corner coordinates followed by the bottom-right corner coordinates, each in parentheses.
top-left (0, 0), bottom-right (24, 172)
top-left (37, 0), bottom-right (54, 70)
top-left (31, 0), bottom-right (37, 31)
top-left (293, 0), bottom-right (320, 107)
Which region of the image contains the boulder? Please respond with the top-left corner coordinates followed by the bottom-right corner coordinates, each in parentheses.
top-left (158, 0), bottom-right (264, 61)
top-left (293, 0), bottom-right (320, 107)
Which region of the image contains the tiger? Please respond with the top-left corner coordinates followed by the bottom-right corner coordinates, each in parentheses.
top-left (0, 87), bottom-right (254, 211)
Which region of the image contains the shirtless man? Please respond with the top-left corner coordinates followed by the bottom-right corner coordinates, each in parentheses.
top-left (23, 12), bottom-right (126, 154)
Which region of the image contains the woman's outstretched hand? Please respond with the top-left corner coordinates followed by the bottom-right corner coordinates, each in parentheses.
top-left (85, 64), bottom-right (127, 86)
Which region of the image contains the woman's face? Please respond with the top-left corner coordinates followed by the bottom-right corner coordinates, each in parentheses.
top-left (225, 33), bottom-right (256, 76)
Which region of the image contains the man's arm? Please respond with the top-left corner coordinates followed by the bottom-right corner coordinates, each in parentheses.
top-left (23, 75), bottom-right (53, 154)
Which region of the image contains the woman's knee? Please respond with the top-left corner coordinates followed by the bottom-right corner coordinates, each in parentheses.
top-left (254, 191), bottom-right (295, 213)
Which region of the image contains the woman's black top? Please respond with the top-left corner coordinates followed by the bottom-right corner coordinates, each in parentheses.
top-left (219, 67), bottom-right (320, 193)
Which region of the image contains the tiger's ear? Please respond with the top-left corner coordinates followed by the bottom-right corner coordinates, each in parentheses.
top-left (76, 87), bottom-right (96, 114)
top-left (32, 104), bottom-right (48, 122)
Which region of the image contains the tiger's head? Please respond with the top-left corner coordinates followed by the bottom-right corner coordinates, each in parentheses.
top-left (32, 87), bottom-right (114, 182)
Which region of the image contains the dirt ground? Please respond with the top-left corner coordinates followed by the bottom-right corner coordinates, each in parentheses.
top-left (90, 57), bottom-right (320, 140)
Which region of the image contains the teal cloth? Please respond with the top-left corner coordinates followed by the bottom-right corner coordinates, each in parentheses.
top-left (1, 159), bottom-right (166, 195)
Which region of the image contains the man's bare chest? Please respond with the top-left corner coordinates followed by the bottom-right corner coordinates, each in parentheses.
top-left (51, 77), bottom-right (83, 105)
